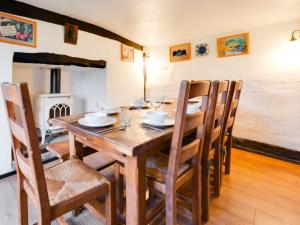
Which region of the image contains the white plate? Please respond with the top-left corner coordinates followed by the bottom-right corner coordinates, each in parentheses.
top-left (142, 118), bottom-right (175, 127)
top-left (130, 103), bottom-right (149, 108)
top-left (78, 116), bottom-right (117, 127)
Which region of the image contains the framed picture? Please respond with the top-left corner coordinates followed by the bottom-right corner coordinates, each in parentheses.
top-left (64, 23), bottom-right (78, 45)
top-left (121, 44), bottom-right (134, 62)
top-left (169, 43), bottom-right (191, 62)
top-left (0, 12), bottom-right (37, 48)
top-left (195, 43), bottom-right (209, 56)
top-left (217, 33), bottom-right (249, 57)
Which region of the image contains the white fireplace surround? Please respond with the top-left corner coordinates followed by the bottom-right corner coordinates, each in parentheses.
top-left (35, 93), bottom-right (75, 144)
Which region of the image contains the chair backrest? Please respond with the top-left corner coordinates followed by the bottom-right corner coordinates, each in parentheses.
top-left (202, 80), bottom-right (229, 162)
top-left (1, 82), bottom-right (50, 209)
top-left (166, 80), bottom-right (212, 184)
top-left (222, 80), bottom-right (243, 136)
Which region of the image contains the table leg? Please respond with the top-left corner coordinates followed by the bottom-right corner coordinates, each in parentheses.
top-left (69, 133), bottom-right (83, 160)
top-left (125, 153), bottom-right (147, 225)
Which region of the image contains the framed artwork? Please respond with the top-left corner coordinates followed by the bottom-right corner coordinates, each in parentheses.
top-left (121, 44), bottom-right (134, 62)
top-left (195, 43), bottom-right (209, 56)
top-left (169, 43), bottom-right (191, 62)
top-left (64, 23), bottom-right (78, 45)
top-left (217, 33), bottom-right (249, 57)
top-left (0, 12), bottom-right (37, 48)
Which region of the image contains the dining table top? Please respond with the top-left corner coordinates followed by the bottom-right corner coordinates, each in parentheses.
top-left (51, 104), bottom-right (177, 157)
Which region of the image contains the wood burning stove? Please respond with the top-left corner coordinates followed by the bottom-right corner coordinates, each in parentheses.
top-left (35, 68), bottom-right (74, 144)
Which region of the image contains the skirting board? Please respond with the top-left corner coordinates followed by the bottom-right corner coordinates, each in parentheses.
top-left (233, 137), bottom-right (300, 165)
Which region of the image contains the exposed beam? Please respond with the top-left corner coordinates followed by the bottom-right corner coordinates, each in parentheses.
top-left (13, 52), bottom-right (107, 68)
top-left (0, 0), bottom-right (143, 50)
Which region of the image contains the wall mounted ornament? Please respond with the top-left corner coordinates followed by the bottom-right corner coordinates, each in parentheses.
top-left (217, 33), bottom-right (249, 57)
top-left (64, 23), bottom-right (78, 45)
top-left (195, 43), bottom-right (209, 56)
top-left (169, 43), bottom-right (191, 62)
top-left (0, 12), bottom-right (37, 48)
top-left (121, 44), bottom-right (134, 62)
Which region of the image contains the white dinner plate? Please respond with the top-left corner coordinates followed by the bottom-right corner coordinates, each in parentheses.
top-left (78, 116), bottom-right (117, 127)
top-left (142, 118), bottom-right (175, 127)
top-left (130, 103), bottom-right (150, 108)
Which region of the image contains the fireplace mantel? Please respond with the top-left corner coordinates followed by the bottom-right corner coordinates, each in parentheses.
top-left (13, 52), bottom-right (106, 69)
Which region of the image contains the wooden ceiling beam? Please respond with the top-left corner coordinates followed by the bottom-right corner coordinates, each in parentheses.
top-left (13, 52), bottom-right (107, 69)
top-left (0, 0), bottom-right (143, 50)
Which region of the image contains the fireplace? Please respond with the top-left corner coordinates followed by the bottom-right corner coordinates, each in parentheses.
top-left (35, 68), bottom-right (74, 144)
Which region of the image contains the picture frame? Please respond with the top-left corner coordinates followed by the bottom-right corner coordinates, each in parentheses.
top-left (195, 43), bottom-right (209, 56)
top-left (64, 23), bottom-right (78, 45)
top-left (169, 43), bottom-right (191, 62)
top-left (121, 44), bottom-right (134, 62)
top-left (0, 12), bottom-right (37, 48)
top-left (217, 33), bottom-right (249, 57)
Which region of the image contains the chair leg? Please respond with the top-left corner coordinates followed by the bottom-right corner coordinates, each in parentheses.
top-left (114, 163), bottom-right (124, 217)
top-left (225, 136), bottom-right (232, 175)
top-left (18, 179), bottom-right (28, 225)
top-left (105, 181), bottom-right (116, 225)
top-left (220, 145), bottom-right (225, 187)
top-left (56, 216), bottom-right (68, 225)
top-left (213, 145), bottom-right (221, 197)
top-left (191, 163), bottom-right (201, 225)
top-left (37, 215), bottom-right (51, 225)
top-left (165, 183), bottom-right (177, 225)
top-left (201, 162), bottom-right (210, 222)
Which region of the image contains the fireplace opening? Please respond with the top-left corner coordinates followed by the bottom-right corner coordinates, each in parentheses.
top-left (12, 52), bottom-right (107, 163)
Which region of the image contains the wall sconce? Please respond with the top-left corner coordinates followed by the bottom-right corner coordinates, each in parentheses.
top-left (290, 30), bottom-right (300, 41)
top-left (143, 51), bottom-right (149, 61)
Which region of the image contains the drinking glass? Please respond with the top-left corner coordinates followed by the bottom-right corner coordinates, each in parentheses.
top-left (96, 100), bottom-right (104, 112)
top-left (150, 98), bottom-right (161, 111)
top-left (120, 108), bottom-right (132, 127)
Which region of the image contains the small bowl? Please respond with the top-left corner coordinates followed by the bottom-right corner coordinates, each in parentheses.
top-left (187, 104), bottom-right (200, 114)
top-left (85, 112), bottom-right (107, 118)
top-left (146, 111), bottom-right (168, 123)
top-left (84, 115), bottom-right (108, 124)
top-left (104, 106), bottom-right (120, 114)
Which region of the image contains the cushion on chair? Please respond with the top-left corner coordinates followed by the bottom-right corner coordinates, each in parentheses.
top-left (45, 159), bottom-right (107, 206)
top-left (146, 152), bottom-right (191, 183)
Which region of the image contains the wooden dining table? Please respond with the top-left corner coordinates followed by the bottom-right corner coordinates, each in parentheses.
top-left (51, 104), bottom-right (177, 225)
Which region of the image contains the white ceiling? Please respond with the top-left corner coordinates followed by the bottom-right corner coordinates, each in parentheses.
top-left (20, 0), bottom-right (300, 46)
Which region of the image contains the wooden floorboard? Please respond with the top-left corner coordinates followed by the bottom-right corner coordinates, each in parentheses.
top-left (0, 148), bottom-right (299, 225)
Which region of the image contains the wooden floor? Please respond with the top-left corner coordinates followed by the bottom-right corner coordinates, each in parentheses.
top-left (0, 149), bottom-right (299, 225)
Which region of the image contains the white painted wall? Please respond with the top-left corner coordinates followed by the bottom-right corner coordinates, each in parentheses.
top-left (146, 20), bottom-right (300, 151)
top-left (0, 18), bottom-right (143, 175)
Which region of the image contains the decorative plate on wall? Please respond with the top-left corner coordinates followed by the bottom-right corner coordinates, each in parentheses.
top-left (195, 43), bottom-right (209, 56)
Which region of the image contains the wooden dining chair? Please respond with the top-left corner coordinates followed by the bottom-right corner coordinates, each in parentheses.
top-left (201, 80), bottom-right (229, 222)
top-left (145, 80), bottom-right (212, 225)
top-left (1, 82), bottom-right (116, 225)
top-left (221, 80), bottom-right (243, 177)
